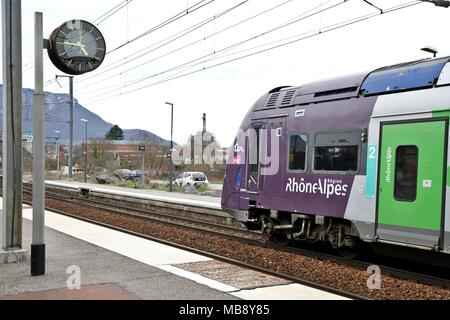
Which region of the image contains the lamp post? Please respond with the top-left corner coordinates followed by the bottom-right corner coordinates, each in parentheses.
top-left (54, 131), bottom-right (61, 179)
top-left (81, 119), bottom-right (88, 183)
top-left (165, 102), bottom-right (174, 192)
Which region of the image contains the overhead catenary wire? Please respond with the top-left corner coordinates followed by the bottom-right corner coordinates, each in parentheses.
top-left (107, 0), bottom-right (216, 55)
top-left (83, 0), bottom-right (422, 105)
top-left (362, 0), bottom-right (383, 13)
top-left (75, 0), bottom-right (335, 96)
top-left (25, 1), bottom-right (136, 77)
top-left (93, 0), bottom-right (127, 23)
top-left (81, 0), bottom-right (346, 101)
top-left (43, 0), bottom-right (217, 92)
top-left (40, 0), bottom-right (135, 87)
top-left (74, 0), bottom-right (252, 88)
top-left (95, 0), bottom-right (136, 26)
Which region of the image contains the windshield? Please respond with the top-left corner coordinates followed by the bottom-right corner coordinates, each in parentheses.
top-left (193, 174), bottom-right (206, 181)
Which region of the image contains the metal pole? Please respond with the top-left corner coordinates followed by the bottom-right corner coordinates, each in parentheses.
top-left (84, 121), bottom-right (88, 183)
top-left (170, 104), bottom-right (174, 192)
top-left (56, 136), bottom-right (60, 179)
top-left (31, 11), bottom-right (45, 276)
top-left (68, 76), bottom-right (74, 180)
top-left (1, 0), bottom-right (24, 262)
top-left (165, 103), bottom-right (174, 192)
top-left (141, 150), bottom-right (145, 188)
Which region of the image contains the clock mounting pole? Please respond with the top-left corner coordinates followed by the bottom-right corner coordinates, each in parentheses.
top-left (31, 11), bottom-right (46, 276)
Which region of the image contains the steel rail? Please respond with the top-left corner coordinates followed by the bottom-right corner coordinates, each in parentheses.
top-left (2, 179), bottom-right (449, 295)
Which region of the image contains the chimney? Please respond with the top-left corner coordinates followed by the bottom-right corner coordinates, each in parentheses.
top-left (202, 113), bottom-right (206, 134)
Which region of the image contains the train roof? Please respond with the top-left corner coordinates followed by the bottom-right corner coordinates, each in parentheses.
top-left (254, 56), bottom-right (450, 111)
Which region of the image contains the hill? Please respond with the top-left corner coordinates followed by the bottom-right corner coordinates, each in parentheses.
top-left (0, 85), bottom-right (172, 146)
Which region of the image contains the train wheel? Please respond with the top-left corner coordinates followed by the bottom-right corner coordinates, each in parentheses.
top-left (268, 233), bottom-right (291, 246)
top-left (261, 217), bottom-right (291, 246)
top-left (338, 244), bottom-right (361, 260)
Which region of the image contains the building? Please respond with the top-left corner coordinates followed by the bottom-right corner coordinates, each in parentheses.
top-left (87, 140), bottom-right (166, 170)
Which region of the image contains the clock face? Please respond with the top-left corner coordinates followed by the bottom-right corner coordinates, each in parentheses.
top-left (48, 20), bottom-right (106, 75)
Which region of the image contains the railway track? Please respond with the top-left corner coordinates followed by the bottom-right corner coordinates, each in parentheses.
top-left (14, 186), bottom-right (366, 300)
top-left (22, 186), bottom-right (264, 243)
top-left (2, 181), bottom-right (450, 298)
top-left (44, 187), bottom-right (450, 291)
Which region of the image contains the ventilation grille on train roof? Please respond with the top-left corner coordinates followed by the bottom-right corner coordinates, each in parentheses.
top-left (281, 90), bottom-right (296, 105)
top-left (265, 92), bottom-right (281, 108)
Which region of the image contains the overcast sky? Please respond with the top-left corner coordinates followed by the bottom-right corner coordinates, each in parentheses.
top-left (2, 0), bottom-right (450, 146)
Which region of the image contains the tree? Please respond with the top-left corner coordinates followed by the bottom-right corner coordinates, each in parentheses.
top-left (105, 125), bottom-right (124, 141)
top-left (90, 138), bottom-right (114, 168)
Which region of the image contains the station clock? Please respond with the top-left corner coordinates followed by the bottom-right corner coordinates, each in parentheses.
top-left (48, 20), bottom-right (106, 75)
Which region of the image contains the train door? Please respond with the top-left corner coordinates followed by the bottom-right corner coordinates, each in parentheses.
top-left (376, 119), bottom-right (447, 249)
top-left (246, 123), bottom-right (264, 194)
top-left (262, 117), bottom-right (286, 198)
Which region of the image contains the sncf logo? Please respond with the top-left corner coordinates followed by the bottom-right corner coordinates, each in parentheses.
top-left (234, 144), bottom-right (245, 153)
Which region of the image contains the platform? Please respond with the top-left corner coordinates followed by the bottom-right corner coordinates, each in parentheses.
top-left (45, 180), bottom-right (222, 210)
top-left (0, 202), bottom-right (348, 300)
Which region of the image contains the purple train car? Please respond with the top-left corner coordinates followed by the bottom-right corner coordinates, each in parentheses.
top-left (222, 57), bottom-right (450, 257)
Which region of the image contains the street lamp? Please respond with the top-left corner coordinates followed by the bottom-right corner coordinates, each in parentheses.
top-left (419, 0), bottom-right (450, 7)
top-left (81, 119), bottom-right (88, 183)
top-left (421, 46), bottom-right (438, 58)
top-left (54, 130), bottom-right (61, 179)
top-left (165, 102), bottom-right (174, 192)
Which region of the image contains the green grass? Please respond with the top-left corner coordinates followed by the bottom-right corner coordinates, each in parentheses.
top-left (196, 185), bottom-right (210, 193)
top-left (143, 182), bottom-right (183, 193)
top-left (116, 180), bottom-right (139, 189)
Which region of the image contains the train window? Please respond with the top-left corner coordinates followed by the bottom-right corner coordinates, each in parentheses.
top-left (288, 134), bottom-right (307, 171)
top-left (235, 167), bottom-right (243, 190)
top-left (394, 146), bottom-right (418, 202)
top-left (314, 146), bottom-right (358, 172)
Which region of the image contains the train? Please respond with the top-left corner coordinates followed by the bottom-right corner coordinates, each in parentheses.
top-left (221, 56), bottom-right (450, 258)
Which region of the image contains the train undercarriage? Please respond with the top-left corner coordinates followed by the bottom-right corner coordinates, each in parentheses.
top-left (245, 208), bottom-right (362, 258)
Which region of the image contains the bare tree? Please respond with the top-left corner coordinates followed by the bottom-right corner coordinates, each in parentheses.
top-left (131, 130), bottom-right (154, 145)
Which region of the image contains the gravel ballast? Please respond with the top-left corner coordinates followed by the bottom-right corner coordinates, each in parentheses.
top-left (45, 198), bottom-right (450, 300)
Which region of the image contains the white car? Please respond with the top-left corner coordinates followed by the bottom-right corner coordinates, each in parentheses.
top-left (115, 169), bottom-right (132, 179)
top-left (174, 172), bottom-right (209, 188)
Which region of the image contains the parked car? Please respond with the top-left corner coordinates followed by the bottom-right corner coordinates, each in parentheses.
top-left (174, 172), bottom-right (209, 188)
top-left (124, 170), bottom-right (149, 183)
top-left (115, 169), bottom-right (132, 179)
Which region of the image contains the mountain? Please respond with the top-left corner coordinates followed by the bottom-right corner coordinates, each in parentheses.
top-left (0, 85), bottom-right (172, 146)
